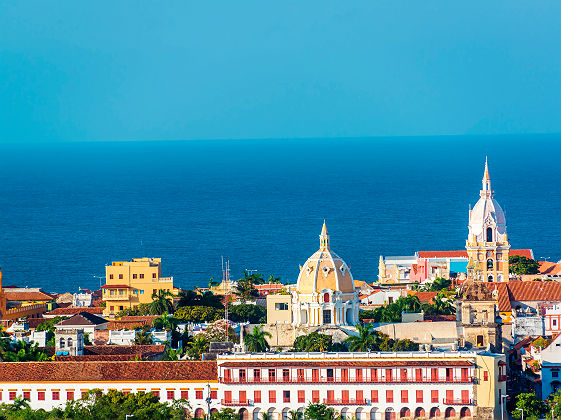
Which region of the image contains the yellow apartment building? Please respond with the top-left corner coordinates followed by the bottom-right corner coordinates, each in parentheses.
top-left (102, 258), bottom-right (177, 316)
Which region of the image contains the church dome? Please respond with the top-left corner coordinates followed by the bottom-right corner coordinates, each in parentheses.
top-left (468, 158), bottom-right (507, 242)
top-left (296, 222), bottom-right (355, 295)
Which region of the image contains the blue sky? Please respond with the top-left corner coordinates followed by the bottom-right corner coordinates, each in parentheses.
top-left (1, 1), bottom-right (560, 142)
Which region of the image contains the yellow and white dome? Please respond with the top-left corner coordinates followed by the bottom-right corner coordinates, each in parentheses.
top-left (296, 222), bottom-right (355, 295)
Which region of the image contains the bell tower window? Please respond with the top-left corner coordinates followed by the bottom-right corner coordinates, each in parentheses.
top-left (487, 259), bottom-right (494, 270)
top-left (324, 293), bottom-right (330, 303)
top-left (486, 227), bottom-right (493, 242)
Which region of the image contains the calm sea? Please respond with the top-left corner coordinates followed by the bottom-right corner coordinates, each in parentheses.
top-left (0, 135), bottom-right (560, 293)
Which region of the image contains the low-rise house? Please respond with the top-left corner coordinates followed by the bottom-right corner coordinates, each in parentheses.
top-left (541, 334), bottom-right (561, 398)
top-left (54, 344), bottom-right (166, 361)
top-left (43, 306), bottom-right (105, 318)
top-left (54, 312), bottom-right (108, 341)
top-left (72, 292), bottom-right (92, 307)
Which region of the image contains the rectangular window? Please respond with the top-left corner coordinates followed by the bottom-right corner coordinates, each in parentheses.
top-left (431, 368), bottom-right (438, 381)
top-left (224, 391), bottom-right (232, 403)
top-left (341, 368), bottom-right (349, 381)
top-left (461, 368), bottom-right (469, 381)
top-left (415, 368), bottom-right (422, 382)
top-left (446, 390), bottom-right (453, 403)
top-left (401, 368), bottom-right (408, 382)
top-left (484, 371), bottom-right (489, 381)
top-left (140, 290), bottom-right (144, 294)
top-left (152, 390), bottom-right (160, 398)
top-left (38, 391), bottom-right (45, 401)
top-left (401, 390), bottom-right (408, 403)
top-left (23, 391), bottom-right (30, 400)
top-left (52, 390), bottom-right (60, 400)
top-left (133, 274), bottom-right (137, 279)
top-left (283, 390), bottom-right (290, 403)
top-left (67, 391), bottom-right (74, 400)
top-left (371, 390), bottom-right (378, 403)
top-left (239, 391), bottom-right (246, 402)
top-left (181, 390), bottom-right (188, 399)
top-left (386, 369), bottom-right (393, 382)
top-left (268, 368), bottom-right (276, 382)
top-left (312, 369), bottom-right (319, 382)
top-left (239, 369), bottom-right (246, 382)
top-left (119, 289), bottom-right (124, 295)
top-left (275, 303), bottom-right (289, 310)
top-left (341, 390), bottom-right (349, 403)
top-left (109, 274), bottom-right (114, 279)
top-left (269, 390), bottom-right (276, 403)
top-left (140, 274), bottom-right (144, 279)
top-left (386, 390), bottom-right (393, 403)
top-left (431, 390), bottom-right (438, 403)
top-left (9, 392), bottom-right (16, 401)
top-left (283, 368), bottom-right (290, 381)
top-left (123, 389), bottom-right (131, 395)
top-left (446, 368), bottom-right (453, 381)
top-left (167, 390), bottom-right (174, 400)
top-left (297, 368), bottom-right (304, 381)
top-left (153, 273), bottom-right (157, 278)
top-left (356, 390), bottom-right (363, 402)
top-left (119, 274), bottom-right (123, 279)
top-left (298, 390), bottom-right (305, 403)
top-left (195, 390), bottom-right (203, 399)
top-left (119, 306), bottom-right (123, 311)
top-left (254, 390), bottom-right (261, 403)
top-left (356, 369), bottom-right (363, 381)
top-left (133, 289), bottom-right (138, 294)
top-left (370, 368), bottom-right (377, 382)
top-left (416, 390), bottom-right (423, 403)
top-left (254, 369), bottom-right (261, 382)
top-left (553, 370), bottom-right (559, 378)
top-left (312, 390), bottom-right (319, 403)
top-left (461, 390), bottom-right (470, 404)
top-left (224, 369), bottom-right (231, 382)
top-left (210, 389), bottom-right (217, 400)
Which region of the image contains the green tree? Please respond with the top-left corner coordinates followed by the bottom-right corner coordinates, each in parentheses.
top-left (134, 326), bottom-right (153, 345)
top-left (304, 403), bottom-right (338, 420)
top-left (185, 334), bottom-right (209, 360)
top-left (174, 306), bottom-right (224, 323)
top-left (176, 290), bottom-right (223, 309)
top-left (162, 347), bottom-right (185, 361)
top-left (509, 255), bottom-right (540, 275)
top-left (211, 408), bottom-right (242, 420)
top-left (512, 392), bottom-right (545, 419)
top-left (116, 303), bottom-right (151, 317)
top-left (292, 332), bottom-right (336, 352)
top-left (244, 326), bottom-right (272, 352)
top-left (267, 274), bottom-right (281, 284)
top-left (344, 323), bottom-right (378, 352)
top-left (228, 304), bottom-right (266, 323)
top-left (547, 389), bottom-right (561, 419)
top-left (234, 278), bottom-right (259, 303)
top-left (150, 290), bottom-right (174, 315)
top-left (0, 340), bottom-right (51, 362)
top-left (400, 294), bottom-right (421, 313)
top-left (208, 277), bottom-right (219, 289)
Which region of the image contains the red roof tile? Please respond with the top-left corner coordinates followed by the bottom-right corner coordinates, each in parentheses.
top-left (0, 361), bottom-right (217, 382)
top-left (408, 291), bottom-right (438, 303)
top-left (506, 281), bottom-right (561, 302)
top-left (5, 291), bottom-right (56, 301)
top-left (46, 307), bottom-right (105, 316)
top-left (101, 284), bottom-right (130, 289)
top-left (539, 261), bottom-right (561, 275)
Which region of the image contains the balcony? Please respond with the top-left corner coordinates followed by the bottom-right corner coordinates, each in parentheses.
top-left (220, 376), bottom-right (474, 385)
top-left (498, 374), bottom-right (507, 382)
top-left (323, 399), bottom-right (366, 406)
top-left (221, 399), bottom-right (251, 406)
top-left (153, 276), bottom-right (173, 283)
top-left (443, 398), bottom-right (473, 405)
top-left (104, 294), bottom-right (130, 301)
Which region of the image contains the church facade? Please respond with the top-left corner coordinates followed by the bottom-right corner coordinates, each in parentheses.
top-left (466, 159), bottom-right (511, 282)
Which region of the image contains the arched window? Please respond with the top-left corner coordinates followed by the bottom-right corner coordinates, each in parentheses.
top-left (486, 227), bottom-right (493, 242)
top-left (59, 338), bottom-right (65, 348)
top-left (324, 293), bottom-right (330, 303)
top-left (487, 259), bottom-right (493, 270)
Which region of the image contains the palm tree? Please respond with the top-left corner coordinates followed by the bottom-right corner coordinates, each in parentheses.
top-left (234, 278), bottom-right (259, 303)
top-left (186, 334), bottom-right (209, 360)
top-left (208, 277), bottom-right (219, 290)
top-left (244, 326), bottom-right (272, 352)
top-left (400, 295), bottom-right (421, 313)
top-left (287, 410), bottom-right (302, 420)
top-left (134, 327), bottom-right (153, 345)
top-left (344, 323), bottom-right (378, 352)
top-left (150, 289), bottom-right (174, 315)
top-left (432, 292), bottom-right (456, 315)
top-left (267, 274), bottom-right (281, 284)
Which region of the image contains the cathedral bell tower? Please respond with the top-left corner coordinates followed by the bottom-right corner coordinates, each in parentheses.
top-left (466, 158), bottom-right (510, 282)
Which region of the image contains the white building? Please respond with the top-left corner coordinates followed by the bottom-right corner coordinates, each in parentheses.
top-left (541, 334), bottom-right (561, 399)
top-left (217, 351), bottom-right (506, 420)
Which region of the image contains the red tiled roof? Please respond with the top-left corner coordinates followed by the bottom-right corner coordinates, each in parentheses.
top-left (219, 360), bottom-right (473, 368)
top-left (46, 307), bottom-right (105, 316)
top-left (0, 361), bottom-right (217, 382)
top-left (539, 261), bottom-right (561, 276)
top-left (4, 291), bottom-right (56, 301)
top-left (418, 249), bottom-right (534, 259)
top-left (56, 312), bottom-right (108, 326)
top-left (489, 281), bottom-right (561, 312)
top-left (254, 284), bottom-right (283, 290)
top-left (423, 315), bottom-right (457, 322)
top-left (101, 284), bottom-right (130, 289)
top-left (408, 291), bottom-right (438, 303)
top-left (84, 345), bottom-right (165, 356)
